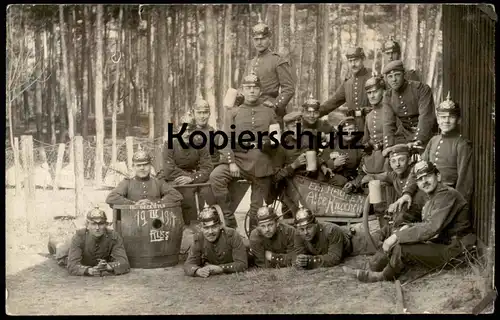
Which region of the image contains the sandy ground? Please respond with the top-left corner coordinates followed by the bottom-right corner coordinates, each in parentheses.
top-left (5, 187), bottom-right (487, 315)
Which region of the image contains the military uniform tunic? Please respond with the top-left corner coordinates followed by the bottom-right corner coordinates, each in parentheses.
top-left (361, 102), bottom-right (386, 174)
top-left (294, 222), bottom-right (352, 269)
top-left (106, 176), bottom-right (183, 206)
top-left (184, 227), bottom-right (248, 276)
top-left (162, 140), bottom-right (213, 183)
top-left (196, 124), bottom-right (221, 167)
top-left (323, 141), bottom-right (364, 187)
top-left (249, 223), bottom-right (296, 268)
top-left (383, 80), bottom-right (437, 148)
top-left (244, 48), bottom-right (295, 118)
top-left (421, 130), bottom-right (473, 202)
top-left (67, 228), bottom-right (130, 276)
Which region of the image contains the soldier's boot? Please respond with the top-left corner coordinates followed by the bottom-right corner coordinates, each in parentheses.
top-left (342, 266), bottom-right (385, 283)
top-left (368, 251), bottom-right (390, 272)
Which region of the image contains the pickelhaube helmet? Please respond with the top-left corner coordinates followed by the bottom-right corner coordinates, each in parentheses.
top-left (193, 98), bottom-right (210, 112)
top-left (364, 72), bottom-right (386, 91)
top-left (256, 200), bottom-right (278, 223)
top-left (252, 13), bottom-right (271, 39)
top-left (436, 92), bottom-right (460, 117)
top-left (132, 149), bottom-right (152, 165)
top-left (383, 37), bottom-right (401, 54)
top-left (294, 201), bottom-right (315, 227)
top-left (241, 71), bottom-right (262, 88)
top-left (413, 160), bottom-right (439, 180)
top-left (198, 202), bottom-right (221, 227)
top-left (345, 47), bottom-right (365, 60)
top-left (302, 93), bottom-right (320, 111)
top-left (86, 206), bottom-right (107, 223)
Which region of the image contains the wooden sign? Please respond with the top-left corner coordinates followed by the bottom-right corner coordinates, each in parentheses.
top-left (113, 203), bottom-right (184, 268)
top-left (288, 176), bottom-right (367, 218)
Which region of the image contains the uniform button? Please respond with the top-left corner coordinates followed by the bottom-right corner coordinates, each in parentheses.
top-left (404, 112), bottom-right (408, 115)
top-left (437, 146), bottom-right (441, 149)
top-left (435, 152), bottom-right (439, 155)
top-left (439, 140), bottom-right (443, 144)
top-left (400, 101), bottom-right (404, 104)
top-left (399, 96), bottom-right (402, 99)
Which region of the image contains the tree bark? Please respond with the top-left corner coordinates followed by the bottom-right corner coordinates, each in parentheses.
top-left (67, 7), bottom-right (78, 135)
top-left (147, 8), bottom-right (155, 139)
top-left (356, 4), bottom-right (366, 47)
top-left (222, 5), bottom-right (233, 100)
top-left (278, 4), bottom-right (284, 54)
top-left (426, 5), bottom-right (442, 86)
top-left (81, 6), bottom-right (89, 138)
top-left (194, 7), bottom-right (202, 97)
top-left (34, 30), bottom-right (43, 141)
top-left (111, 6), bottom-right (123, 165)
top-left (204, 5), bottom-right (217, 128)
top-left (320, 4), bottom-right (330, 102)
top-left (160, 7), bottom-right (171, 139)
top-left (94, 4), bottom-right (105, 186)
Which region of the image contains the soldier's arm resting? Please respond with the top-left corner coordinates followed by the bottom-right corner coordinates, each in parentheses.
top-left (372, 172), bottom-right (393, 184)
top-left (249, 230), bottom-right (267, 268)
top-left (293, 233), bottom-right (308, 256)
top-left (401, 171), bottom-right (418, 196)
top-left (108, 233), bottom-right (130, 275)
top-left (307, 229), bottom-right (345, 269)
top-left (163, 146), bottom-right (192, 181)
top-left (415, 83), bottom-right (437, 144)
top-left (219, 232), bottom-right (248, 273)
top-left (395, 191), bottom-right (459, 243)
top-left (382, 96), bottom-right (397, 148)
top-left (67, 233), bottom-right (91, 276)
top-left (191, 148), bottom-right (213, 183)
top-left (105, 180), bottom-right (135, 206)
top-left (274, 58), bottom-right (296, 118)
top-left (183, 234), bottom-right (204, 276)
top-left (455, 140), bottom-right (473, 202)
top-left (269, 226), bottom-right (296, 268)
top-left (159, 180), bottom-right (184, 205)
top-left (319, 82), bottom-right (346, 118)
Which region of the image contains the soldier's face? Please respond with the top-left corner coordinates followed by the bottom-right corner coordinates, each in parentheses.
top-left (133, 163), bottom-right (151, 178)
top-left (389, 154), bottom-right (409, 175)
top-left (202, 223), bottom-right (222, 242)
top-left (252, 36), bottom-right (271, 52)
top-left (242, 85), bottom-right (261, 103)
top-left (367, 87), bottom-right (384, 106)
top-left (258, 220), bottom-right (278, 239)
top-left (87, 220), bottom-right (107, 238)
top-left (386, 71), bottom-right (405, 90)
top-left (341, 123), bottom-right (356, 143)
top-left (193, 110), bottom-right (210, 127)
top-left (348, 58), bottom-right (364, 74)
top-left (302, 107), bottom-right (320, 125)
top-left (416, 172), bottom-right (439, 194)
top-left (297, 223), bottom-right (317, 242)
top-left (436, 112), bottom-right (458, 133)
top-left (286, 121), bottom-right (301, 137)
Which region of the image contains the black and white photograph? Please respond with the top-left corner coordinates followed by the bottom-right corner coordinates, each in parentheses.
top-left (5, 3), bottom-right (496, 315)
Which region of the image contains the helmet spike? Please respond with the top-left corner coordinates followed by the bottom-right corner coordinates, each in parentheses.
top-left (446, 91), bottom-right (452, 101)
top-left (262, 199), bottom-right (268, 207)
top-left (298, 200), bottom-right (303, 209)
top-left (257, 12), bottom-right (263, 24)
top-left (203, 201), bottom-right (209, 209)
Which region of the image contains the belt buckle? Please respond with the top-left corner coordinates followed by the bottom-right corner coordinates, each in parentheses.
top-left (355, 110), bottom-right (362, 117)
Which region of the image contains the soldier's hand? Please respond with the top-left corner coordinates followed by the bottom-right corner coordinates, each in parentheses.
top-left (174, 176), bottom-right (193, 185)
top-left (382, 234), bottom-right (398, 253)
top-left (333, 156), bottom-right (347, 167)
top-left (361, 175), bottom-right (374, 186)
top-left (229, 163), bottom-right (240, 178)
top-left (195, 267), bottom-right (211, 278)
top-left (395, 194), bottom-right (412, 212)
top-left (206, 264), bottom-right (224, 275)
top-left (262, 100), bottom-right (276, 109)
top-left (343, 182), bottom-right (355, 194)
top-left (291, 153), bottom-right (307, 169)
top-left (87, 267), bottom-right (103, 276)
top-left (234, 93), bottom-right (245, 107)
top-left (321, 165), bottom-right (334, 178)
top-left (265, 251), bottom-right (273, 261)
top-left (387, 202), bottom-right (398, 214)
top-left (295, 254), bottom-right (310, 268)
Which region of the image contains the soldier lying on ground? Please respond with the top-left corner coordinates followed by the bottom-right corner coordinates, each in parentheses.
top-left (249, 202), bottom-right (296, 268)
top-left (51, 207), bottom-right (130, 276)
top-left (105, 150), bottom-right (183, 207)
top-left (344, 160), bottom-right (475, 282)
top-left (322, 117), bottom-right (364, 192)
top-left (184, 204), bottom-right (248, 278)
top-left (402, 93), bottom-right (473, 203)
top-left (293, 204), bottom-right (376, 270)
top-left (158, 116), bottom-right (213, 226)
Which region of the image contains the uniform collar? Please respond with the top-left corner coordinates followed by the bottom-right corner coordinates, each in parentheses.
top-left (371, 101), bottom-right (383, 109)
top-left (428, 183), bottom-right (449, 197)
top-left (134, 175), bottom-right (151, 182)
top-left (394, 80), bottom-right (409, 93)
top-left (441, 128), bottom-right (461, 137)
top-left (354, 67), bottom-right (369, 77)
top-left (257, 48), bottom-right (271, 57)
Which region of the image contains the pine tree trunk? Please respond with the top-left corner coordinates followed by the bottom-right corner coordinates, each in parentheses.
top-left (320, 4), bottom-right (330, 102)
top-left (34, 30), bottom-right (43, 141)
top-left (356, 4), bottom-right (365, 47)
top-left (426, 5), bottom-right (442, 86)
top-left (222, 4), bottom-right (233, 98)
top-left (94, 4), bottom-right (105, 186)
top-left (111, 6), bottom-right (123, 164)
top-left (278, 4), bottom-right (284, 54)
top-left (160, 7), bottom-right (171, 139)
top-left (204, 5), bottom-right (217, 128)
top-left (147, 8), bottom-right (155, 139)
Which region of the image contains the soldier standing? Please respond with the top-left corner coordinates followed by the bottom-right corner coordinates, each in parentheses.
top-left (382, 37), bottom-right (420, 82)
top-left (249, 203), bottom-right (296, 268)
top-left (344, 160), bottom-right (475, 282)
top-left (319, 47), bottom-right (373, 130)
top-left (66, 208), bottom-right (130, 276)
top-left (184, 204), bottom-right (248, 277)
top-left (400, 93), bottom-right (473, 203)
top-left (160, 116), bottom-right (213, 226)
top-left (382, 60), bottom-right (437, 149)
top-left (209, 73), bottom-right (277, 231)
top-left (237, 16), bottom-right (295, 125)
top-left (105, 150), bottom-right (183, 207)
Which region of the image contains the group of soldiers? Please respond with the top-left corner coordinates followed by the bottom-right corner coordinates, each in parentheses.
top-left (50, 17), bottom-right (476, 284)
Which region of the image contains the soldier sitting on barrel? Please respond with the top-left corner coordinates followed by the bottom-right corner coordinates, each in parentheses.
top-left (322, 117), bottom-right (364, 193)
top-left (63, 207), bottom-right (130, 276)
top-left (344, 160), bottom-right (475, 282)
top-left (248, 202), bottom-right (296, 268)
top-left (159, 114), bottom-right (213, 227)
top-left (106, 150), bottom-right (183, 207)
top-left (184, 203), bottom-right (248, 278)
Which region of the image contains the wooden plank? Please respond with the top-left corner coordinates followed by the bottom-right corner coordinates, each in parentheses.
top-left (74, 136), bottom-right (85, 216)
top-left (21, 135), bottom-right (35, 232)
top-left (395, 279), bottom-right (405, 314)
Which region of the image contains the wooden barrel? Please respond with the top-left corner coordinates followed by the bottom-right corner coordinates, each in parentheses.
top-left (113, 203), bottom-right (184, 269)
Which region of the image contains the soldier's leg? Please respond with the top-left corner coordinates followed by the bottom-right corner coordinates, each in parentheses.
top-left (209, 164), bottom-right (238, 228)
top-left (179, 188), bottom-right (198, 226)
top-left (367, 225), bottom-right (392, 271)
top-left (48, 237), bottom-right (71, 267)
top-left (246, 174), bottom-right (273, 233)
